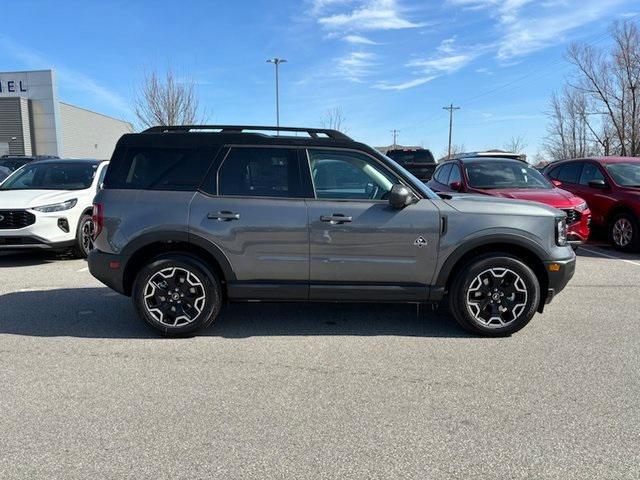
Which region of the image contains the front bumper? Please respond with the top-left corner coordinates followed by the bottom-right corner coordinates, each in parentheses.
top-left (0, 209), bottom-right (80, 249)
top-left (543, 256), bottom-right (576, 306)
top-left (88, 249), bottom-right (128, 295)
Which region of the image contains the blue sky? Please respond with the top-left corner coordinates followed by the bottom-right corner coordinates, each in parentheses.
top-left (1, 0), bottom-right (638, 157)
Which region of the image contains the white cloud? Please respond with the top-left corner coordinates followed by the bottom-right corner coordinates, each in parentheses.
top-left (373, 76), bottom-right (437, 90)
top-left (317, 0), bottom-right (422, 31)
top-left (343, 34), bottom-right (380, 45)
top-left (408, 38), bottom-right (482, 75)
top-left (337, 51), bottom-right (378, 82)
top-left (447, 0), bottom-right (628, 60)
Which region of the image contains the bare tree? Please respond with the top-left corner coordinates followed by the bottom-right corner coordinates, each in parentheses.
top-left (134, 69), bottom-right (207, 128)
top-left (503, 135), bottom-right (528, 153)
top-left (320, 106), bottom-right (348, 132)
top-left (546, 20), bottom-right (640, 159)
top-left (439, 143), bottom-right (466, 161)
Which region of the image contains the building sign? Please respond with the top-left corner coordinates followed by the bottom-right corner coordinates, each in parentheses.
top-left (0, 78), bottom-right (28, 94)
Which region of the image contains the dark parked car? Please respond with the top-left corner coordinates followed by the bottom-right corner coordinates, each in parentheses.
top-left (543, 157), bottom-right (640, 251)
top-left (385, 148), bottom-right (436, 181)
top-left (428, 156), bottom-right (591, 246)
top-left (89, 125), bottom-right (575, 337)
top-left (0, 155), bottom-right (59, 182)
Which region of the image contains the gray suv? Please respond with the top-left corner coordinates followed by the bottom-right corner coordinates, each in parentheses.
top-left (89, 125), bottom-right (576, 337)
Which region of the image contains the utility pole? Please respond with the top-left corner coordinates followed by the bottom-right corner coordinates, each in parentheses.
top-left (442, 104), bottom-right (460, 159)
top-left (391, 129), bottom-right (400, 149)
top-left (266, 58), bottom-right (287, 131)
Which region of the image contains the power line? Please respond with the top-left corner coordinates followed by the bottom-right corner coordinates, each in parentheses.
top-left (443, 104), bottom-right (460, 159)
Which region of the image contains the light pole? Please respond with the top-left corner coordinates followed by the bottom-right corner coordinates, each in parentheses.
top-left (442, 104), bottom-right (460, 159)
top-left (266, 58), bottom-right (287, 130)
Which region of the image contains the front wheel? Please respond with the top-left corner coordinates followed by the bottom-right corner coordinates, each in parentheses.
top-left (448, 255), bottom-right (541, 336)
top-left (609, 212), bottom-right (639, 252)
top-left (132, 254), bottom-right (222, 336)
top-left (72, 214), bottom-right (94, 258)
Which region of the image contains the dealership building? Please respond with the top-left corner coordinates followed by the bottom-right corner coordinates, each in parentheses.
top-left (0, 69), bottom-right (132, 158)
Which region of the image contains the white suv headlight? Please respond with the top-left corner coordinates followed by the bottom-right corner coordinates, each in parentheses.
top-left (33, 198), bottom-right (78, 213)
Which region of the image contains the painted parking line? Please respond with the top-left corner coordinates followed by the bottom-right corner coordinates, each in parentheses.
top-left (76, 266), bottom-right (89, 272)
top-left (580, 246), bottom-right (640, 267)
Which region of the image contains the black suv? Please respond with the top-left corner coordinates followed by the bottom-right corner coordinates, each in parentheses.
top-left (89, 125), bottom-right (575, 337)
top-left (385, 148), bottom-right (436, 181)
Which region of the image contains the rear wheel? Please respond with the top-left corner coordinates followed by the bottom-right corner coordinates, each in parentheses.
top-left (132, 254), bottom-right (222, 336)
top-left (449, 254), bottom-right (540, 336)
top-left (609, 212), bottom-right (639, 252)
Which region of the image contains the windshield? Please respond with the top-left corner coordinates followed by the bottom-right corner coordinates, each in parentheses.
top-left (465, 160), bottom-right (552, 189)
top-left (0, 162), bottom-right (97, 190)
top-left (605, 163), bottom-right (640, 187)
top-left (386, 149), bottom-right (435, 164)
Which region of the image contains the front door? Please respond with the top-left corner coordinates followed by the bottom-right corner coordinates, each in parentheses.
top-left (304, 148), bottom-right (440, 301)
top-left (189, 146), bottom-right (309, 300)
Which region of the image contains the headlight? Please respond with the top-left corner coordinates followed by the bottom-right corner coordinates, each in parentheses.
top-left (575, 202), bottom-right (588, 212)
top-left (556, 217), bottom-right (568, 246)
top-left (32, 198), bottom-right (78, 213)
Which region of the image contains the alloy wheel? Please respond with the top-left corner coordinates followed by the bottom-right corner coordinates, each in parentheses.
top-left (81, 219), bottom-right (94, 255)
top-left (612, 218), bottom-right (633, 248)
top-left (466, 268), bottom-right (528, 328)
top-left (143, 267), bottom-right (207, 327)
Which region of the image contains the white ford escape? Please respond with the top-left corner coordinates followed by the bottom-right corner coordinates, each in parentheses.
top-left (0, 158), bottom-right (108, 257)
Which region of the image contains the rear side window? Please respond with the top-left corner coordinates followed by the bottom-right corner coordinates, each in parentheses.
top-left (435, 163), bottom-right (452, 184)
top-left (553, 163), bottom-right (582, 184)
top-left (104, 147), bottom-right (210, 190)
top-left (217, 147), bottom-right (302, 198)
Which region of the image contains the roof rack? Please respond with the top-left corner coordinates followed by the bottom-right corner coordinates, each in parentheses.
top-left (142, 125), bottom-right (352, 141)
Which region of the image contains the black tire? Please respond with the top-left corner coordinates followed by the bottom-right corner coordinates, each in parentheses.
top-left (132, 254), bottom-right (222, 337)
top-left (448, 254), bottom-right (541, 337)
top-left (609, 212), bottom-right (639, 252)
top-left (72, 214), bottom-right (94, 259)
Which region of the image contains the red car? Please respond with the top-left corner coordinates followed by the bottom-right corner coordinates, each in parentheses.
top-left (428, 157), bottom-right (591, 245)
top-left (543, 157), bottom-right (640, 251)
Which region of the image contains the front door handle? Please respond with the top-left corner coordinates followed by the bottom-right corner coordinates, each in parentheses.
top-left (320, 214), bottom-right (353, 224)
top-left (208, 211), bottom-right (240, 221)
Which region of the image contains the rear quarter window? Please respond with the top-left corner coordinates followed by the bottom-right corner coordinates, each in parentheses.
top-left (104, 147), bottom-right (211, 191)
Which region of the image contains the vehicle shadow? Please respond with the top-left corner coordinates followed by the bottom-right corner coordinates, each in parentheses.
top-left (0, 251), bottom-right (65, 268)
top-left (0, 287), bottom-right (474, 339)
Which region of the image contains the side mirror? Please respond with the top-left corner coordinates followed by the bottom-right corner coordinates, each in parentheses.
top-left (388, 184), bottom-right (414, 209)
top-left (449, 181), bottom-right (461, 191)
top-left (588, 179), bottom-right (609, 189)
top-left (551, 179), bottom-right (563, 187)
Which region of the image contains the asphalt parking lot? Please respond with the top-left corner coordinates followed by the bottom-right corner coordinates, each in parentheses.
top-left (1, 246), bottom-right (639, 479)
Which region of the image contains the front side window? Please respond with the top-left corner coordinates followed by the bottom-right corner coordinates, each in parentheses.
top-left (605, 163), bottom-right (640, 187)
top-left (0, 162), bottom-right (98, 190)
top-left (579, 162), bottom-right (605, 186)
top-left (465, 160), bottom-right (552, 189)
top-left (308, 149), bottom-right (397, 200)
top-left (217, 147), bottom-right (302, 198)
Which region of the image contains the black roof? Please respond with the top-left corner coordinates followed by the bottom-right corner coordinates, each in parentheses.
top-left (120, 125), bottom-right (377, 154)
top-left (458, 156), bottom-right (530, 165)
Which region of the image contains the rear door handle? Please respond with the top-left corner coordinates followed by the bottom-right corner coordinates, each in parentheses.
top-left (208, 211), bottom-right (240, 221)
top-left (320, 214), bottom-right (353, 224)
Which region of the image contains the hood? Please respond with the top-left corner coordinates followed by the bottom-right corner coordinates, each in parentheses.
top-left (474, 187), bottom-right (582, 209)
top-left (442, 193), bottom-right (560, 217)
top-left (0, 190), bottom-right (82, 210)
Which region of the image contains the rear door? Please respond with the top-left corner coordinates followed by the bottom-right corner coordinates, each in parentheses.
top-left (189, 146), bottom-right (309, 300)
top-left (303, 148), bottom-right (440, 301)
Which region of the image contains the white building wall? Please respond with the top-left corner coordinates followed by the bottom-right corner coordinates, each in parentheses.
top-left (59, 103), bottom-right (132, 159)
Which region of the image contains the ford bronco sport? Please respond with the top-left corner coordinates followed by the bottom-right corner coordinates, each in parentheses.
top-left (89, 125), bottom-right (576, 337)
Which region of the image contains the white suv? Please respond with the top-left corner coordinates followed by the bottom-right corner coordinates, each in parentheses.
top-left (0, 159), bottom-right (108, 257)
